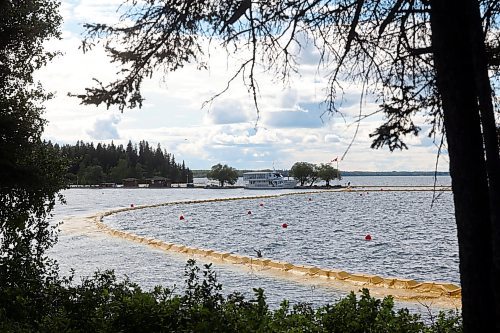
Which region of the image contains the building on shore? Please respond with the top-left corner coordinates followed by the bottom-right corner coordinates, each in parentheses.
top-left (148, 176), bottom-right (172, 188)
top-left (99, 182), bottom-right (117, 188)
top-left (123, 178), bottom-right (139, 188)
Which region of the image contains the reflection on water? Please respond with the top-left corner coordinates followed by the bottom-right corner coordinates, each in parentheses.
top-left (49, 176), bottom-right (457, 312)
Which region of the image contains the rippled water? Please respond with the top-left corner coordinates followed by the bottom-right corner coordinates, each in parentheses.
top-left (49, 176), bottom-right (458, 312)
top-left (105, 189), bottom-right (458, 284)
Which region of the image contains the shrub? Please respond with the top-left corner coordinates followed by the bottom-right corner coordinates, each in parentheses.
top-left (1, 260), bottom-right (462, 332)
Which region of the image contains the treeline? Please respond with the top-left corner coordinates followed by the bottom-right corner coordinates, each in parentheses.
top-left (48, 140), bottom-right (192, 185)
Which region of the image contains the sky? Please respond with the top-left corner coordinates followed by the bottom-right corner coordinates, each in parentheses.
top-left (36, 0), bottom-right (449, 172)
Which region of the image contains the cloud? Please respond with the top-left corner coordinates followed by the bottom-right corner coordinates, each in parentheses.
top-left (291, 31), bottom-right (322, 66)
top-left (302, 135), bottom-right (320, 144)
top-left (260, 91), bottom-right (330, 129)
top-left (262, 110), bottom-right (322, 128)
top-left (205, 99), bottom-right (253, 125)
top-left (324, 134), bottom-right (340, 143)
top-left (72, 0), bottom-right (123, 25)
top-left (281, 89), bottom-right (299, 109)
top-left (86, 114), bottom-right (121, 140)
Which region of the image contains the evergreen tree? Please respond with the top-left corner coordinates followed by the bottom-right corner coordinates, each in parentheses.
top-left (125, 140), bottom-right (137, 169)
top-left (58, 140), bottom-right (191, 185)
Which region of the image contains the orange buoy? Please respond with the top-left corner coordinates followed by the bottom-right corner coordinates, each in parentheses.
top-left (282, 223), bottom-right (288, 228)
top-left (179, 215), bottom-right (185, 220)
top-left (365, 234), bottom-right (372, 241)
top-left (130, 204), bottom-right (134, 208)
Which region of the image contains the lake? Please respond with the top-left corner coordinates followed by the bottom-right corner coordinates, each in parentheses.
top-left (49, 176), bottom-right (458, 314)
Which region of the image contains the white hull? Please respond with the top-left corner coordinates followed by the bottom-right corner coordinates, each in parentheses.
top-left (245, 185), bottom-right (285, 189)
top-left (243, 171), bottom-right (297, 189)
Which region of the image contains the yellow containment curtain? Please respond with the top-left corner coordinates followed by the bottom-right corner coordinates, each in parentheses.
top-left (91, 191), bottom-right (460, 308)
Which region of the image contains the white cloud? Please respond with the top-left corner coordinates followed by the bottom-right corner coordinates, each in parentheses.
top-left (324, 134), bottom-right (340, 143)
top-left (262, 109), bottom-right (324, 128)
top-left (302, 135), bottom-right (320, 144)
top-left (281, 88), bottom-right (299, 109)
top-left (205, 99), bottom-right (253, 125)
top-left (72, 0), bottom-right (123, 25)
top-left (86, 114), bottom-right (121, 139)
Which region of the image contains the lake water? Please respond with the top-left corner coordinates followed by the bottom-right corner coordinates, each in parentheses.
top-left (49, 176), bottom-right (458, 313)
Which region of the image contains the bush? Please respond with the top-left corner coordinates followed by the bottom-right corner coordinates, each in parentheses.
top-left (0, 260), bottom-right (462, 332)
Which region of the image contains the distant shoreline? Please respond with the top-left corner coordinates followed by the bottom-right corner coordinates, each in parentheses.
top-left (340, 171), bottom-right (450, 177)
top-left (66, 172), bottom-right (451, 188)
top-left (192, 170), bottom-right (450, 178)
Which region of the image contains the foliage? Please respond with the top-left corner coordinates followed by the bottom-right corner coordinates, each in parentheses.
top-left (317, 163), bottom-right (340, 186)
top-left (0, 0), bottom-right (68, 328)
top-left (309, 164), bottom-right (320, 187)
top-left (207, 163), bottom-right (239, 187)
top-left (290, 162), bottom-right (340, 186)
top-left (0, 260), bottom-right (462, 332)
top-left (52, 140), bottom-right (192, 184)
top-left (290, 162), bottom-right (315, 186)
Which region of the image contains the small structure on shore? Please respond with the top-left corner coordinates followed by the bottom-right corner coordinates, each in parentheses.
top-left (99, 182), bottom-right (117, 188)
top-left (148, 176), bottom-right (172, 188)
top-left (123, 178), bottom-right (139, 188)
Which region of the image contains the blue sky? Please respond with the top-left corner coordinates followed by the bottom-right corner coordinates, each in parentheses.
top-left (36, 0), bottom-right (449, 171)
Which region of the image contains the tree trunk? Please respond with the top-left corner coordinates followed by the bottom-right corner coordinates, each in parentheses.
top-left (467, 0), bottom-right (500, 323)
top-left (430, 1), bottom-right (498, 331)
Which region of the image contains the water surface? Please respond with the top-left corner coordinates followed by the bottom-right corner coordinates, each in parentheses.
top-left (49, 176), bottom-right (458, 313)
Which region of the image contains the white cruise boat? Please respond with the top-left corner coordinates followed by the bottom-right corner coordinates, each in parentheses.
top-left (243, 171), bottom-right (296, 189)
